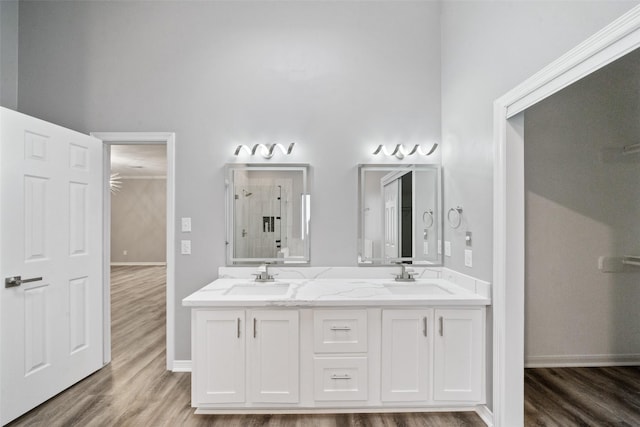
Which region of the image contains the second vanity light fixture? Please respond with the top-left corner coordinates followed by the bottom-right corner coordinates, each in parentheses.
top-left (234, 143), bottom-right (295, 159)
top-left (373, 143), bottom-right (438, 159)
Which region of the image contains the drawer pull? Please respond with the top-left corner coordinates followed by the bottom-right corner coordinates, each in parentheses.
top-left (237, 318), bottom-right (241, 338)
top-left (423, 317), bottom-right (428, 337)
top-left (330, 326), bottom-right (352, 331)
top-left (253, 318), bottom-right (257, 338)
top-left (330, 374), bottom-right (352, 380)
top-left (439, 316), bottom-right (444, 336)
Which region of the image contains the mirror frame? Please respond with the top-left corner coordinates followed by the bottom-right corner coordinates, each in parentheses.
top-left (225, 163), bottom-right (310, 265)
top-left (357, 164), bottom-right (443, 266)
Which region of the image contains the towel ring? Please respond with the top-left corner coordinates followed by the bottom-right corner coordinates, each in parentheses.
top-left (422, 210), bottom-right (434, 228)
top-left (447, 206), bottom-right (463, 229)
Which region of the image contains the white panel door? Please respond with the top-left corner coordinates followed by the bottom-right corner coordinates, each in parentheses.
top-left (381, 309), bottom-right (432, 402)
top-left (192, 310), bottom-right (245, 404)
top-left (383, 179), bottom-right (399, 260)
top-left (0, 107), bottom-right (104, 424)
top-left (433, 308), bottom-right (484, 402)
top-left (249, 310), bottom-right (299, 403)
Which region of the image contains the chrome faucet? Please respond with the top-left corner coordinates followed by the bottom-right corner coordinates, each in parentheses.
top-left (394, 262), bottom-right (415, 282)
top-left (253, 263), bottom-right (275, 282)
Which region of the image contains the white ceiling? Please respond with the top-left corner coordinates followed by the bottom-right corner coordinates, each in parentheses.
top-left (110, 144), bottom-right (167, 177)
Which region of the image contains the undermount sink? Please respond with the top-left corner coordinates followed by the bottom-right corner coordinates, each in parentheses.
top-left (225, 283), bottom-right (290, 296)
top-left (384, 283), bottom-right (452, 295)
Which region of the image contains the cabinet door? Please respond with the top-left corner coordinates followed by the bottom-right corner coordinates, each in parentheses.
top-left (193, 310), bottom-right (245, 404)
top-left (433, 308), bottom-right (484, 402)
top-left (249, 310), bottom-right (299, 403)
top-left (381, 309), bottom-right (432, 402)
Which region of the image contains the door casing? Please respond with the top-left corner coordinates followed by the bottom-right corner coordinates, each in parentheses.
top-left (91, 132), bottom-right (176, 370)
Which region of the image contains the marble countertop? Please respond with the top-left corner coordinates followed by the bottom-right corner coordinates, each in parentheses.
top-left (182, 278), bottom-right (490, 307)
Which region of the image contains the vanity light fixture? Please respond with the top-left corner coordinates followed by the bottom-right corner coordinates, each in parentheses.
top-left (234, 143), bottom-right (295, 159)
top-left (373, 143), bottom-right (438, 159)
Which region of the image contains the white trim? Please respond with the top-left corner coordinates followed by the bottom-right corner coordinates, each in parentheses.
top-left (92, 131), bottom-right (176, 372)
top-left (526, 354), bottom-right (640, 368)
top-left (505, 7), bottom-right (640, 117)
top-left (172, 360), bottom-right (192, 373)
top-left (110, 262), bottom-right (167, 266)
top-left (102, 144), bottom-right (112, 365)
top-left (475, 405), bottom-right (494, 427)
top-left (493, 6), bottom-right (640, 427)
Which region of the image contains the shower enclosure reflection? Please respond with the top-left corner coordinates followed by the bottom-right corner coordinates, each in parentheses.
top-left (358, 164), bottom-right (442, 265)
top-left (226, 164), bottom-right (310, 264)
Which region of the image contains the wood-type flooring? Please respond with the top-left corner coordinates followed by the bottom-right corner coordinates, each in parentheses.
top-left (525, 366), bottom-right (640, 426)
top-left (7, 266), bottom-right (640, 426)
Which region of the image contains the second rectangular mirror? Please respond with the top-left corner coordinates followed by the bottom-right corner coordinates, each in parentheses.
top-left (226, 164), bottom-right (310, 265)
top-left (358, 164), bottom-right (442, 266)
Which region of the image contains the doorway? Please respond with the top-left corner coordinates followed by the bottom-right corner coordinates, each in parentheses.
top-left (493, 7), bottom-right (640, 426)
top-left (522, 48), bottom-right (640, 425)
top-left (91, 132), bottom-right (176, 370)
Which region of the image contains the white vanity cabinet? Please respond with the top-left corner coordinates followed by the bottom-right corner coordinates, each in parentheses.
top-left (381, 307), bottom-right (485, 405)
top-left (191, 309), bottom-right (299, 406)
top-left (248, 310), bottom-right (299, 403)
top-left (433, 308), bottom-right (484, 402)
top-left (381, 309), bottom-right (432, 402)
top-left (192, 310), bottom-right (245, 404)
top-left (184, 277), bottom-right (490, 414)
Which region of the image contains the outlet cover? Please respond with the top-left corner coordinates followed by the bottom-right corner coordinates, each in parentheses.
top-left (465, 249), bottom-right (473, 267)
top-left (181, 240), bottom-right (191, 255)
top-left (181, 217), bottom-right (192, 232)
top-left (437, 240), bottom-right (442, 255)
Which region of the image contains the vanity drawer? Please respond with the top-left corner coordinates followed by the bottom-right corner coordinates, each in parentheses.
top-left (313, 310), bottom-right (367, 353)
top-left (314, 357), bottom-right (368, 401)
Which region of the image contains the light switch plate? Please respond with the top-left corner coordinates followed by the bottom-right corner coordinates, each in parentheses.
top-left (181, 240), bottom-right (191, 255)
top-left (437, 240), bottom-right (442, 255)
top-left (423, 241), bottom-right (429, 255)
top-left (465, 249), bottom-right (473, 267)
top-left (444, 241), bottom-right (451, 257)
top-left (181, 217), bottom-right (192, 232)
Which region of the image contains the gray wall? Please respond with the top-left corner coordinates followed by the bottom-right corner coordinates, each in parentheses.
top-left (440, 1), bottom-right (638, 281)
top-left (111, 178), bottom-right (167, 263)
top-left (0, 0), bottom-right (18, 109)
top-left (16, 1), bottom-right (441, 360)
top-left (524, 50), bottom-right (640, 362)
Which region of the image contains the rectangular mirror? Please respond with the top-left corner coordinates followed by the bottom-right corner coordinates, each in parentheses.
top-left (226, 164), bottom-right (310, 265)
top-left (358, 164), bottom-right (442, 265)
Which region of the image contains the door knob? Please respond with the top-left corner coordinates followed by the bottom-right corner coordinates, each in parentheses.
top-left (5, 276), bottom-right (42, 288)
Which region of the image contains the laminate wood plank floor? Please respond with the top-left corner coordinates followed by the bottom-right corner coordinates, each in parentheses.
top-left (525, 366), bottom-right (640, 426)
top-left (8, 266), bottom-right (484, 427)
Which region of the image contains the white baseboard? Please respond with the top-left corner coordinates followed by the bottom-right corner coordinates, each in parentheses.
top-left (526, 353), bottom-right (640, 368)
top-left (172, 360), bottom-right (192, 372)
top-left (475, 405), bottom-right (493, 427)
top-left (110, 262), bottom-right (167, 266)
